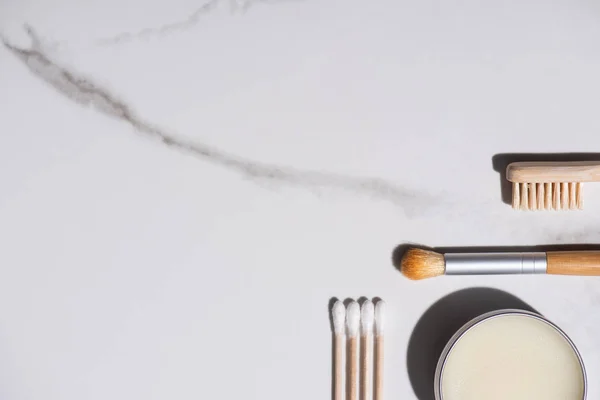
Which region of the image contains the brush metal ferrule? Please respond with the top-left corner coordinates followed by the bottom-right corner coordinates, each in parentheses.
top-left (444, 252), bottom-right (547, 275)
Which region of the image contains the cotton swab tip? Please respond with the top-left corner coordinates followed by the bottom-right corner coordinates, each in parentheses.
top-left (361, 300), bottom-right (374, 334)
top-left (375, 300), bottom-right (385, 335)
top-left (332, 300), bottom-right (346, 335)
top-left (346, 301), bottom-right (360, 337)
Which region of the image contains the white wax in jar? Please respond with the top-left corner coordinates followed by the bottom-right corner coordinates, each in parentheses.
top-left (441, 314), bottom-right (585, 400)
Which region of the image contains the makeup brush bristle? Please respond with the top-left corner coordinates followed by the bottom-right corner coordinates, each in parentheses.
top-left (332, 300), bottom-right (346, 335)
top-left (346, 301), bottom-right (360, 337)
top-left (360, 300), bottom-right (374, 334)
top-left (400, 248), bottom-right (445, 280)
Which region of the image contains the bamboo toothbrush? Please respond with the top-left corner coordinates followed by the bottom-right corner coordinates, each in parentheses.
top-left (506, 161), bottom-right (600, 210)
top-left (401, 247), bottom-right (600, 280)
top-left (332, 301), bottom-right (346, 400)
top-left (346, 302), bottom-right (360, 400)
top-left (374, 301), bottom-right (385, 400)
top-left (360, 300), bottom-right (374, 400)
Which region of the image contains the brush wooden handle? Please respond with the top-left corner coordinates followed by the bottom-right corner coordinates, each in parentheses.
top-left (507, 161), bottom-right (600, 183)
top-left (547, 251), bottom-right (600, 275)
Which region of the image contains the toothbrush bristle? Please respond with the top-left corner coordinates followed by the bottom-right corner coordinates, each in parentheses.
top-left (536, 183), bottom-right (544, 210)
top-left (512, 181), bottom-right (583, 210)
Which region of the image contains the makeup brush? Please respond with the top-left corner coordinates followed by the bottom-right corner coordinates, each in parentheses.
top-left (360, 300), bottom-right (374, 400)
top-left (346, 301), bottom-right (360, 400)
top-left (374, 301), bottom-right (385, 400)
top-left (332, 301), bottom-right (346, 400)
top-left (400, 247), bottom-right (600, 280)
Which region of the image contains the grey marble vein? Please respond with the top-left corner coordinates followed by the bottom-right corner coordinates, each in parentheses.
top-left (40, 0), bottom-right (301, 52)
top-left (2, 28), bottom-right (439, 215)
top-left (23, 2), bottom-right (219, 52)
top-left (95, 0), bottom-right (219, 47)
top-left (91, 0), bottom-right (304, 47)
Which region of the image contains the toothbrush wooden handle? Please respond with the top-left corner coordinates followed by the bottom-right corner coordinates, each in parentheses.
top-left (507, 161), bottom-right (600, 183)
top-left (546, 251), bottom-right (600, 275)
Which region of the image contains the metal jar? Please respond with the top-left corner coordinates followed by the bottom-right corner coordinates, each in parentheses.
top-left (433, 309), bottom-right (587, 400)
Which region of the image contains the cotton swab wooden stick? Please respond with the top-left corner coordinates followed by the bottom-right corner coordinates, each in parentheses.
top-left (360, 300), bottom-right (374, 400)
top-left (332, 301), bottom-right (346, 400)
top-left (346, 301), bottom-right (360, 400)
top-left (374, 301), bottom-right (385, 400)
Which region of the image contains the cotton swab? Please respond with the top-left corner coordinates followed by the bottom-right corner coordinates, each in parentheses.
top-left (374, 301), bottom-right (385, 400)
top-left (332, 301), bottom-right (346, 400)
top-left (360, 300), bottom-right (374, 400)
top-left (346, 301), bottom-right (360, 400)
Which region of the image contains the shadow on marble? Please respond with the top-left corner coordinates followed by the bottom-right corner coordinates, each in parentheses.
top-left (492, 152), bottom-right (600, 205)
top-left (405, 287), bottom-right (537, 400)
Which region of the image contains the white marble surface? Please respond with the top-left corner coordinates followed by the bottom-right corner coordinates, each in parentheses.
top-left (1, 0), bottom-right (600, 399)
